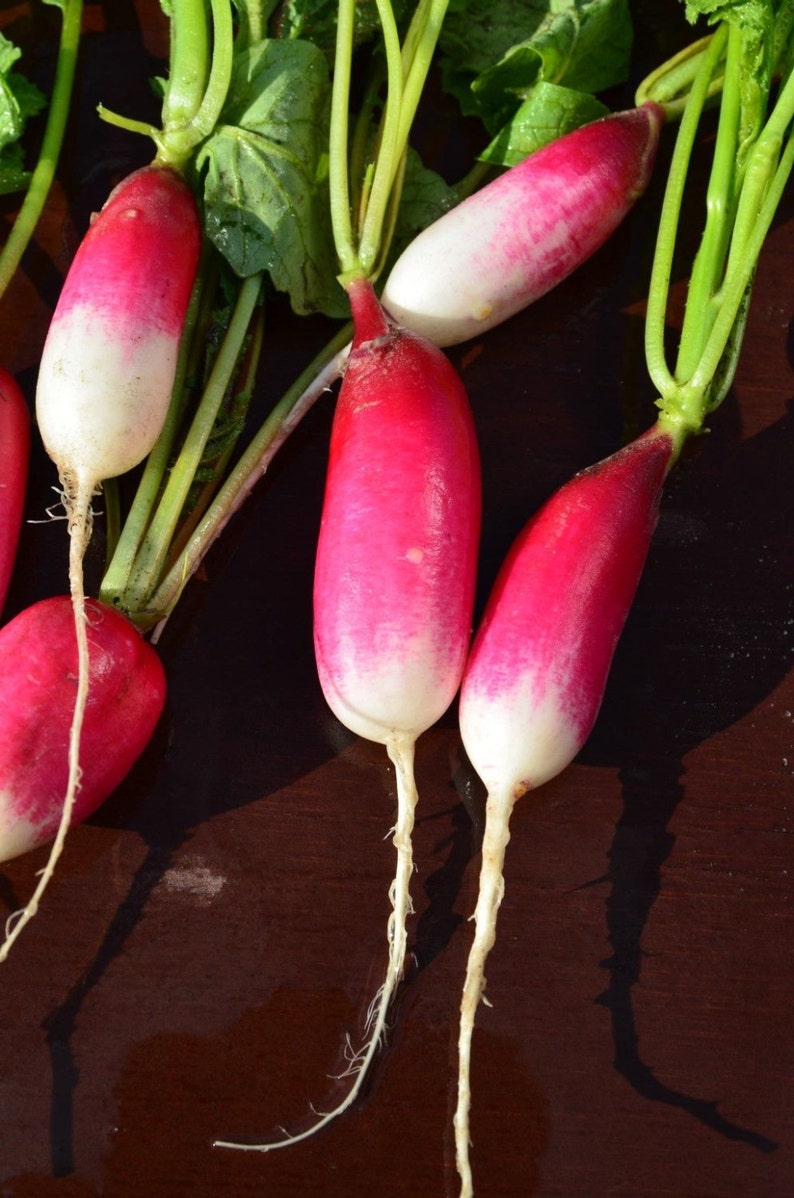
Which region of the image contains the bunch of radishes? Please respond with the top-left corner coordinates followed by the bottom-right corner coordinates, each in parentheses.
top-left (0, 6), bottom-right (661, 937)
top-left (0, 2), bottom-right (791, 1196)
top-left (211, 7), bottom-right (792, 1198)
top-left (212, 0), bottom-right (671, 1173)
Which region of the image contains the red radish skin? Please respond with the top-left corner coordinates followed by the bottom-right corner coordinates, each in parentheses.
top-left (0, 597), bottom-right (165, 956)
top-left (219, 279), bottom-right (481, 1152)
top-left (453, 422), bottom-right (677, 1196)
top-left (314, 280), bottom-right (481, 744)
top-left (9, 165), bottom-right (199, 959)
top-left (381, 103), bottom-right (666, 347)
top-left (312, 279), bottom-right (479, 1125)
top-left (36, 164), bottom-right (201, 490)
top-left (0, 368), bottom-right (30, 615)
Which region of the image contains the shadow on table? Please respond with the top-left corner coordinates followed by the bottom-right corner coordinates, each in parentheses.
top-left (578, 394), bottom-right (794, 1154)
top-left (402, 393), bottom-right (794, 1163)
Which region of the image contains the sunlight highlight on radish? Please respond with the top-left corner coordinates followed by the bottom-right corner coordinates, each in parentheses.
top-left (453, 423), bottom-right (678, 1195)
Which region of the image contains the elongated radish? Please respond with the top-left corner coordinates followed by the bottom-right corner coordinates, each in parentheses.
top-left (6, 163), bottom-right (200, 954)
top-left (36, 165), bottom-right (200, 493)
top-left (313, 278), bottom-right (480, 1124)
top-left (314, 281), bottom-right (481, 742)
top-left (0, 596), bottom-right (166, 956)
top-left (216, 278), bottom-right (481, 1151)
top-left (0, 368), bottom-right (30, 615)
top-left (453, 422), bottom-right (678, 1195)
top-left (381, 103), bottom-right (665, 347)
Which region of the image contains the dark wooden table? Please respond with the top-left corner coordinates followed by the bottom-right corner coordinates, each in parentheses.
top-left (0, 3), bottom-right (791, 1195)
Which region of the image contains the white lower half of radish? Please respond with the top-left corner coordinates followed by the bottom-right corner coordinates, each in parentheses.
top-left (0, 805), bottom-right (37, 866)
top-left (459, 676), bottom-right (585, 799)
top-left (36, 306), bottom-right (180, 486)
top-left (316, 626), bottom-right (468, 745)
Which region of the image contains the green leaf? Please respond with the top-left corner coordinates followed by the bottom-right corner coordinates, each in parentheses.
top-left (198, 38), bottom-right (347, 317)
top-left (0, 73), bottom-right (24, 152)
top-left (439, 0), bottom-right (632, 133)
top-left (0, 32), bottom-right (21, 78)
top-left (7, 70), bottom-right (47, 125)
top-left (685, 0), bottom-right (778, 175)
top-left (0, 31), bottom-right (46, 196)
top-left (0, 31), bottom-right (46, 141)
top-left (0, 144), bottom-right (30, 196)
top-left (479, 80), bottom-right (609, 166)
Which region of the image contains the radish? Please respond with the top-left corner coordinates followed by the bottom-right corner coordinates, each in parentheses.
top-left (215, 278), bottom-right (481, 1152)
top-left (312, 285), bottom-right (481, 1120)
top-left (36, 165), bottom-right (200, 496)
top-left (453, 422), bottom-right (678, 1194)
top-left (0, 367), bottom-right (30, 615)
top-left (215, 0), bottom-right (480, 1149)
top-left (0, 596), bottom-right (166, 958)
top-left (381, 103), bottom-right (665, 346)
top-left (313, 279), bottom-right (481, 748)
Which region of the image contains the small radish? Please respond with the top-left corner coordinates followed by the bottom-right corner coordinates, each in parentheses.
top-left (0, 367), bottom-right (30, 615)
top-left (453, 421), bottom-right (678, 1195)
top-left (314, 280), bottom-right (481, 750)
top-left (215, 0), bottom-right (483, 1153)
top-left (8, 163), bottom-right (200, 955)
top-left (0, 596), bottom-right (166, 958)
top-left (217, 279), bottom-right (481, 1152)
top-left (381, 103), bottom-right (665, 346)
top-left (311, 278), bottom-right (480, 1133)
top-left (36, 165), bottom-right (200, 496)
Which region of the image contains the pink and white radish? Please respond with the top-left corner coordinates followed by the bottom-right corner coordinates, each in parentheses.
top-left (453, 421), bottom-right (679, 1195)
top-left (5, 163), bottom-right (200, 955)
top-left (0, 596), bottom-right (166, 959)
top-left (0, 367), bottom-right (30, 615)
top-left (312, 278), bottom-right (480, 1130)
top-left (36, 165), bottom-right (200, 495)
top-left (381, 103), bottom-right (665, 347)
top-left (218, 278), bottom-right (481, 1151)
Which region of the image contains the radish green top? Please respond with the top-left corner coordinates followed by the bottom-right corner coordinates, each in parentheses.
top-left (645, 1), bottom-right (794, 446)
